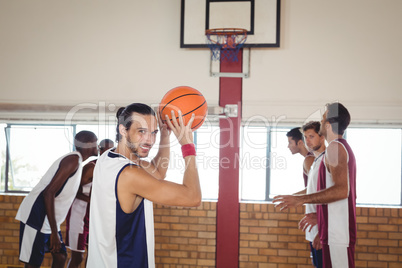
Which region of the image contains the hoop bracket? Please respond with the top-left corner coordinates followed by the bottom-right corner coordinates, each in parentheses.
top-left (208, 104), bottom-right (238, 118)
top-left (209, 48), bottom-right (250, 78)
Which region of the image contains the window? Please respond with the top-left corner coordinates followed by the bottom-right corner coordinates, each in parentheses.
top-left (347, 128), bottom-right (402, 205)
top-left (240, 127), bottom-right (305, 201)
top-left (1, 122), bottom-right (220, 201)
top-left (240, 126), bottom-right (269, 200)
top-left (146, 124), bottom-right (220, 200)
top-left (0, 124), bottom-right (6, 192)
top-left (4, 124), bottom-right (73, 192)
top-left (268, 128), bottom-right (306, 199)
top-left (240, 126), bottom-right (402, 206)
top-left (195, 125), bottom-right (220, 200)
top-left (1, 123), bottom-right (113, 192)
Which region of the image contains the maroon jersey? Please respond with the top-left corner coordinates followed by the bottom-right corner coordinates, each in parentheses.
top-left (316, 139), bottom-right (357, 246)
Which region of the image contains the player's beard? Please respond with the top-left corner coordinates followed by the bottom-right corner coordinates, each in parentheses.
top-left (311, 144), bottom-right (322, 152)
top-left (126, 135), bottom-right (152, 158)
top-left (126, 135), bottom-right (140, 157)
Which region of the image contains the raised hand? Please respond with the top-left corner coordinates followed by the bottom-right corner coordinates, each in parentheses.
top-left (164, 110), bottom-right (195, 146)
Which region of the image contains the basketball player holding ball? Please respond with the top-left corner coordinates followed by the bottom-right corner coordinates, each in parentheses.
top-left (87, 102), bottom-right (202, 268)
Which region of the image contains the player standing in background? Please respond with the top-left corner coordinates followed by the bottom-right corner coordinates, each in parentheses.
top-left (274, 102), bottom-right (357, 268)
top-left (98, 139), bottom-right (115, 156)
top-left (287, 127), bottom-right (315, 187)
top-left (15, 131), bottom-right (98, 268)
top-left (299, 121), bottom-right (326, 268)
top-left (65, 139), bottom-right (115, 268)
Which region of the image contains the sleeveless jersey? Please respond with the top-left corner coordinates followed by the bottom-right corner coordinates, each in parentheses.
top-left (87, 149), bottom-right (155, 268)
top-left (303, 151), bottom-right (315, 187)
top-left (66, 182), bottom-right (92, 234)
top-left (15, 151), bottom-right (83, 233)
top-left (305, 151), bottom-right (325, 242)
top-left (316, 139), bottom-right (357, 246)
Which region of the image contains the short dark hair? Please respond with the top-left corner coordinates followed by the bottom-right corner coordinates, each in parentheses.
top-left (302, 121), bottom-right (321, 135)
top-left (115, 103), bottom-right (156, 142)
top-left (286, 127), bottom-right (303, 144)
top-left (74, 130), bottom-right (97, 150)
top-left (99, 139), bottom-right (114, 150)
top-left (325, 102), bottom-right (351, 135)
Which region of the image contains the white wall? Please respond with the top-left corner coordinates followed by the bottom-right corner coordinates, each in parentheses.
top-left (1, 0), bottom-right (401, 124)
top-left (244, 0), bottom-right (402, 123)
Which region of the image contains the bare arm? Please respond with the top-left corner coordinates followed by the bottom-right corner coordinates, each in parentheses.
top-left (120, 157), bottom-right (200, 207)
top-left (43, 154), bottom-right (80, 252)
top-left (273, 142), bottom-right (349, 209)
top-left (303, 155), bottom-right (314, 176)
top-left (118, 111), bottom-right (201, 211)
top-left (75, 162), bottom-right (95, 203)
top-left (300, 142), bottom-right (349, 204)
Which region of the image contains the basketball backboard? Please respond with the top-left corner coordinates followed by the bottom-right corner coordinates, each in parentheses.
top-left (180, 0), bottom-right (280, 48)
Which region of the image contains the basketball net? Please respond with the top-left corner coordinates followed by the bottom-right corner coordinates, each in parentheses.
top-left (206, 28), bottom-right (247, 62)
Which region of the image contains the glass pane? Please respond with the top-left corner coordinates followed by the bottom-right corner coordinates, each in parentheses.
top-left (0, 124), bottom-right (6, 191)
top-left (347, 128), bottom-right (402, 205)
top-left (269, 128), bottom-right (305, 199)
top-left (160, 138), bottom-right (183, 185)
top-left (196, 125), bottom-right (219, 200)
top-left (7, 125), bottom-right (73, 191)
top-left (240, 126), bottom-right (268, 201)
top-left (146, 124), bottom-right (220, 200)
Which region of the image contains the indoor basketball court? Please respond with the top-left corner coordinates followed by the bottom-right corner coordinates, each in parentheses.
top-left (1, 0), bottom-right (402, 267)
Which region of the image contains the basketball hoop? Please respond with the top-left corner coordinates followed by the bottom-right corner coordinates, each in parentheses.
top-left (206, 28), bottom-right (247, 62)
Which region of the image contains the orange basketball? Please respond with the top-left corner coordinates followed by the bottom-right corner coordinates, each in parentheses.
top-left (159, 86), bottom-right (208, 131)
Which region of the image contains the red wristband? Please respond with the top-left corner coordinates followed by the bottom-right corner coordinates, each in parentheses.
top-left (181, 143), bottom-right (196, 158)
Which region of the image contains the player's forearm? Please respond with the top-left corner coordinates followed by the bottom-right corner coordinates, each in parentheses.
top-left (152, 135), bottom-right (170, 179)
top-left (182, 156), bottom-right (202, 207)
top-left (43, 191), bottom-right (58, 234)
top-left (300, 184), bottom-right (348, 205)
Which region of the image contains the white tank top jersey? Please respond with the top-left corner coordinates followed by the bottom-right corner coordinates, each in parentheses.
top-left (67, 182), bottom-right (92, 234)
top-left (15, 151), bottom-right (83, 233)
top-left (88, 149), bottom-right (155, 268)
top-left (305, 151), bottom-right (325, 242)
top-left (317, 139), bottom-right (357, 247)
